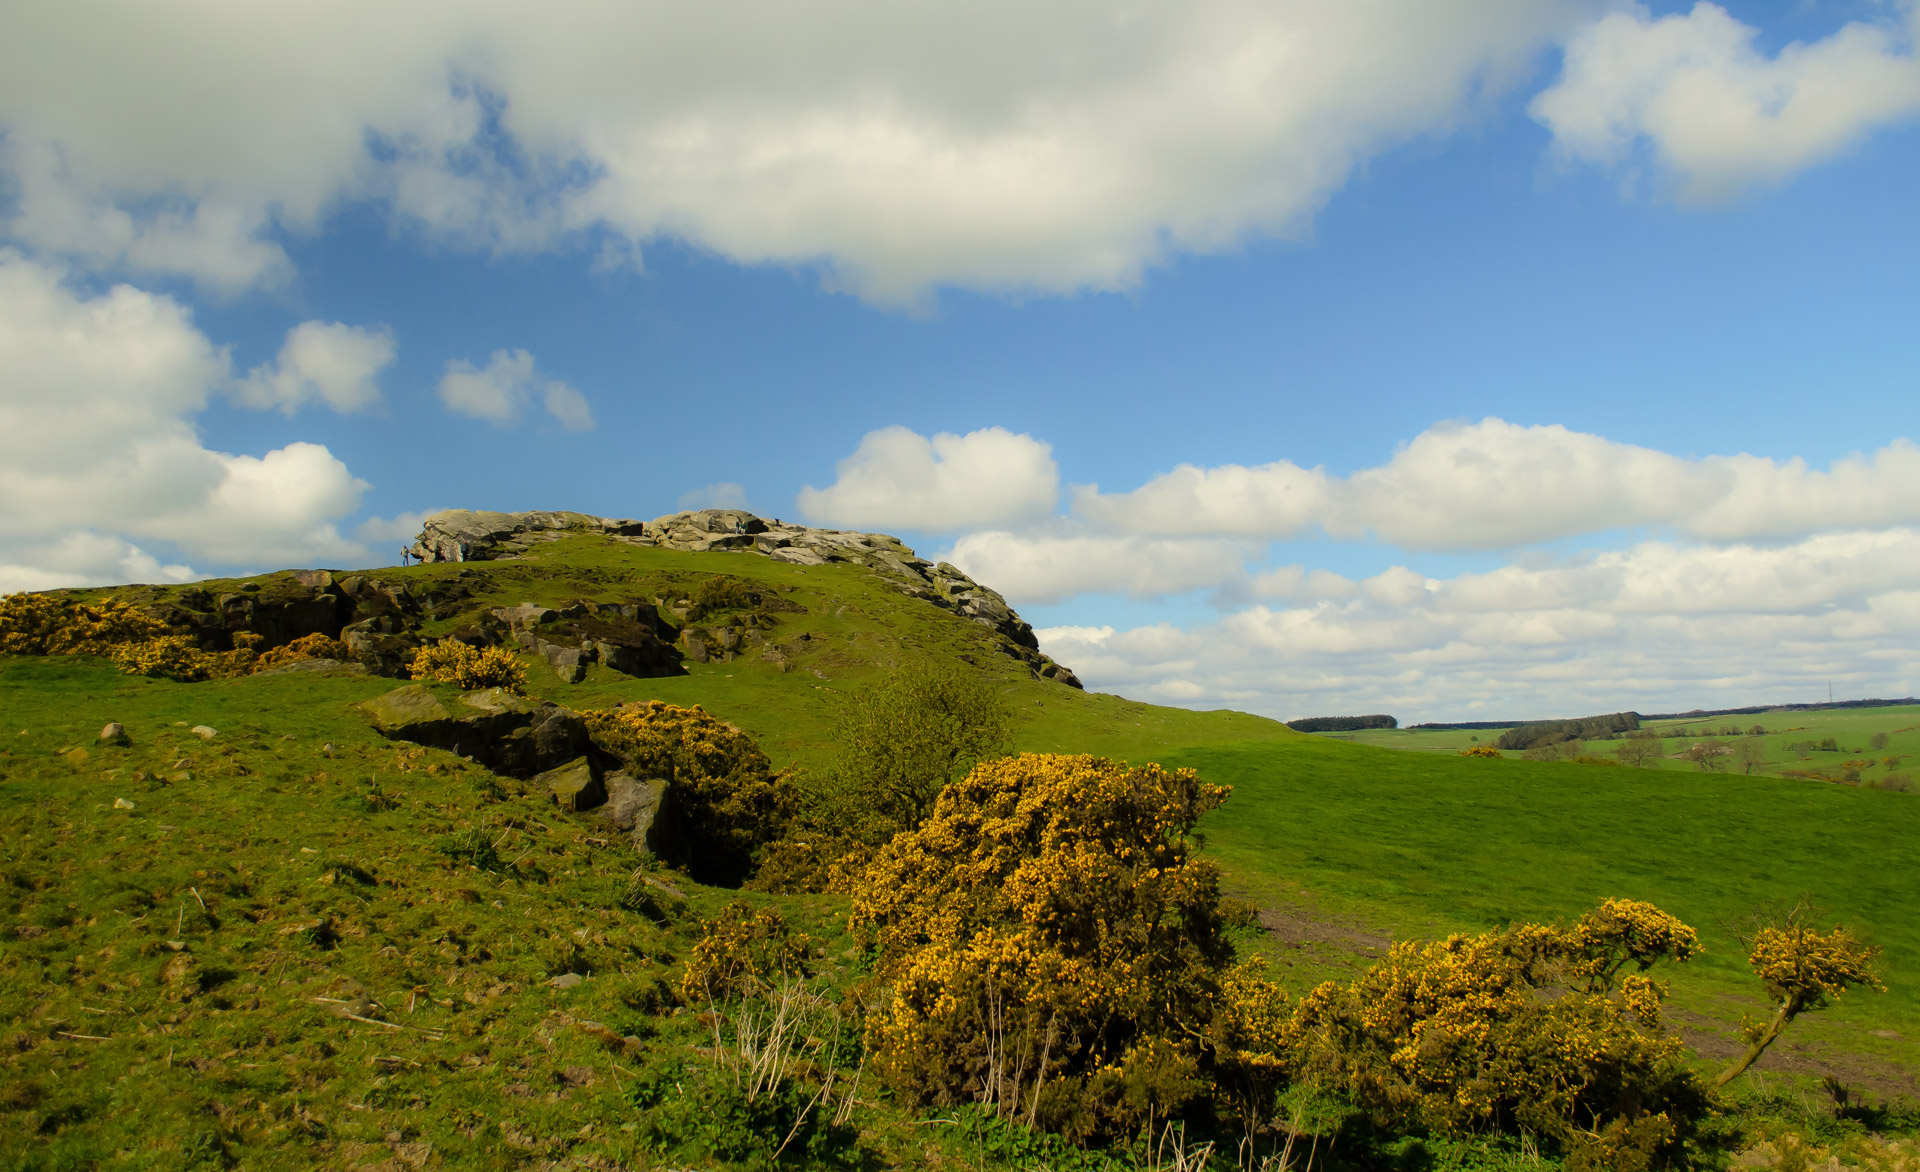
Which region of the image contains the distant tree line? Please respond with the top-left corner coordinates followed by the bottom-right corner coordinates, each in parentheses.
top-left (1286, 714), bottom-right (1397, 733)
top-left (1494, 711), bottom-right (1640, 752)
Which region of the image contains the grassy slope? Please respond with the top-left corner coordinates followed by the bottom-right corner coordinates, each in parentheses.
top-left (7, 537), bottom-right (1918, 1165)
top-left (1176, 737), bottom-right (1920, 1095)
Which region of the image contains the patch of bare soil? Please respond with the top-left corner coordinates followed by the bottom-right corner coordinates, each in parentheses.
top-left (1670, 1007), bottom-right (1919, 1103)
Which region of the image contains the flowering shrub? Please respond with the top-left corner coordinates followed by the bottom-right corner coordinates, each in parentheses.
top-left (1290, 900), bottom-right (1708, 1163)
top-left (679, 903), bottom-right (815, 1004)
top-left (255, 631), bottom-right (351, 671)
top-left (409, 639), bottom-right (527, 694)
top-left (1, 593), bottom-right (167, 657)
top-left (1458, 745), bottom-right (1502, 758)
top-left (1714, 900), bottom-right (1883, 1087)
top-left (584, 701), bottom-right (797, 885)
top-left (850, 753), bottom-right (1240, 1140)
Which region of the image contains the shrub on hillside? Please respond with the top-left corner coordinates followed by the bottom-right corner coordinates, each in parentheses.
top-left (1459, 745), bottom-right (1502, 758)
top-left (1291, 899), bottom-right (1708, 1166)
top-left (585, 701), bottom-right (797, 885)
top-left (679, 903), bottom-right (815, 1004)
top-left (410, 639), bottom-right (527, 694)
top-left (850, 753), bottom-right (1257, 1142)
top-left (0, 592), bottom-right (168, 655)
top-left (754, 667), bottom-right (1011, 894)
top-left (255, 632), bottom-right (351, 671)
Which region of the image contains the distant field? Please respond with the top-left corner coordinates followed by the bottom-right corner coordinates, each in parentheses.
top-left (1313, 703), bottom-right (1920, 786)
top-left (1177, 735), bottom-right (1920, 1097)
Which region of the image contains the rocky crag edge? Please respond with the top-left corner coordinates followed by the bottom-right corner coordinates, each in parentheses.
top-left (407, 508), bottom-right (1083, 689)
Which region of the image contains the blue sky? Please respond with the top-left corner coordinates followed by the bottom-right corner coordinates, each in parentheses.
top-left (3, 0), bottom-right (1918, 721)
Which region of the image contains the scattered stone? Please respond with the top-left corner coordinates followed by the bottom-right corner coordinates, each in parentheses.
top-left (321, 743), bottom-right (335, 758)
top-left (63, 747), bottom-right (90, 766)
top-left (112, 797), bottom-right (135, 810)
top-left (191, 726), bottom-right (217, 740)
top-left (536, 756), bottom-right (605, 812)
top-left (550, 973), bottom-right (584, 990)
top-left (98, 722), bottom-right (129, 746)
top-left (559, 1066), bottom-right (597, 1088)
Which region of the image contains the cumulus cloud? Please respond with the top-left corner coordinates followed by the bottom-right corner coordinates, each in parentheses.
top-left (438, 348), bottom-right (595, 430)
top-left (944, 531), bottom-right (1251, 604)
top-left (0, 250), bottom-right (370, 587)
top-left (0, 0), bottom-right (1584, 301)
top-left (799, 426), bottom-right (1059, 533)
top-left (356, 510), bottom-right (445, 544)
top-left (1038, 530), bottom-right (1920, 721)
top-left (0, 533), bottom-right (198, 594)
top-left (1533, 2), bottom-right (1920, 201)
top-left (1076, 419), bottom-right (1920, 550)
top-left (232, 320), bottom-right (395, 415)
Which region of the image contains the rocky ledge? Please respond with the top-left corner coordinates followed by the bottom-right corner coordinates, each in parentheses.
top-left (410, 508), bottom-right (1082, 688)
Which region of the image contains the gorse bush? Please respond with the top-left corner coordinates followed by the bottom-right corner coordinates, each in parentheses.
top-left (680, 903), bottom-right (815, 1004)
top-left (584, 701), bottom-right (797, 885)
top-left (409, 639), bottom-right (527, 694)
top-left (851, 752), bottom-right (1244, 1141)
top-left (255, 631), bottom-right (351, 671)
top-left (0, 592), bottom-right (167, 655)
top-left (1291, 899), bottom-right (1709, 1165)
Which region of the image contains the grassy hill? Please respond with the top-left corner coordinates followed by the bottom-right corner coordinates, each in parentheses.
top-left (3, 531), bottom-right (1916, 1168)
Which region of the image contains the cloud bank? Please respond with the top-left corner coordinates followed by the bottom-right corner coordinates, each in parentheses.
top-left (0, 251), bottom-right (373, 588)
top-left (438, 349), bottom-right (595, 431)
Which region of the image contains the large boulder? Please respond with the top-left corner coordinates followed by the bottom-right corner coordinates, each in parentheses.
top-left (535, 756), bottom-right (605, 811)
top-left (358, 684), bottom-right (589, 777)
top-left (599, 773), bottom-right (671, 853)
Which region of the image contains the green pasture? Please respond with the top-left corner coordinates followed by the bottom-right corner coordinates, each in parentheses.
top-left (1316, 703), bottom-right (1920, 786)
top-left (1180, 735), bottom-right (1920, 1096)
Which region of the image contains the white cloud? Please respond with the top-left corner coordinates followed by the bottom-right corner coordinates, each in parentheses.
top-left (542, 380), bottom-right (596, 432)
top-left (1038, 530), bottom-right (1920, 721)
top-left (678, 482), bottom-right (750, 511)
top-left (1533, 2), bottom-right (1920, 201)
top-left (799, 426), bottom-right (1060, 533)
top-left (0, 250), bottom-right (370, 587)
top-left (944, 530), bottom-right (1251, 604)
top-left (0, 533), bottom-right (198, 594)
top-left (438, 348), bottom-right (595, 430)
top-left (232, 320), bottom-right (395, 415)
top-left (1075, 419), bottom-right (1920, 551)
top-left (0, 0), bottom-right (1585, 302)
top-left (356, 510), bottom-right (445, 545)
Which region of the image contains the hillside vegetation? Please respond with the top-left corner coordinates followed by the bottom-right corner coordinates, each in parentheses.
top-left (3, 518), bottom-right (1915, 1169)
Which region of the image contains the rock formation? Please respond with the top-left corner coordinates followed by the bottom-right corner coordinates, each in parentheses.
top-left (410, 508), bottom-right (1083, 688)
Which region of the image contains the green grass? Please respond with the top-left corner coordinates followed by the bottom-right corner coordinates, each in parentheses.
top-left (9, 535), bottom-right (1920, 1166)
top-left (1318, 703), bottom-right (1920, 786)
top-left (1175, 736), bottom-right (1920, 1096)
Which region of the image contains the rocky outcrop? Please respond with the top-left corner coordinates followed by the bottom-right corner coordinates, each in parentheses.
top-left (358, 684), bottom-right (592, 777)
top-left (409, 508), bottom-right (1083, 688)
top-left (490, 601), bottom-right (681, 683)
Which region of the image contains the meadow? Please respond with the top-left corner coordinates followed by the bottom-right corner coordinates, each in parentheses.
top-left (1316, 704), bottom-right (1920, 786)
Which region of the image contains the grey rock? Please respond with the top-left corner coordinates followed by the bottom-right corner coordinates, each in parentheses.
top-left (550, 973), bottom-right (584, 989)
top-left (599, 773), bottom-right (669, 852)
top-left (357, 684), bottom-right (589, 777)
top-left (536, 756), bottom-right (605, 811)
top-left (683, 634), bottom-right (709, 664)
top-left (99, 722), bottom-right (129, 745)
top-left (191, 725), bottom-right (217, 740)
